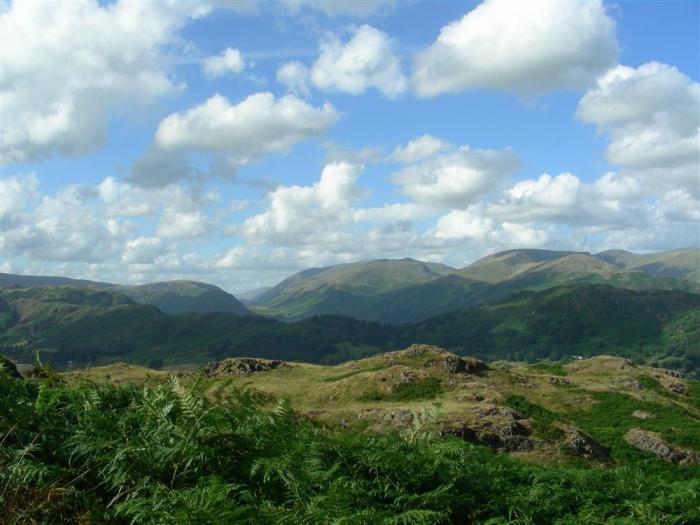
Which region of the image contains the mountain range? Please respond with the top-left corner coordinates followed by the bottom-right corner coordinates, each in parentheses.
top-left (248, 247), bottom-right (700, 323)
top-left (1, 247), bottom-right (698, 374)
top-left (0, 273), bottom-right (249, 316)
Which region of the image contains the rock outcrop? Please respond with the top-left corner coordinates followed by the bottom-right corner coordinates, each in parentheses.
top-left (446, 421), bottom-right (535, 452)
top-left (624, 428), bottom-right (700, 465)
top-left (632, 410), bottom-right (654, 420)
top-left (561, 426), bottom-right (611, 462)
top-left (204, 358), bottom-right (290, 376)
top-left (0, 356), bottom-right (23, 379)
top-left (386, 344), bottom-right (488, 374)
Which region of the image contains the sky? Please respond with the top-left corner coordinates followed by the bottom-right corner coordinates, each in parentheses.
top-left (0, 0), bottom-right (698, 293)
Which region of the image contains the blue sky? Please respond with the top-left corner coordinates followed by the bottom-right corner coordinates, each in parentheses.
top-left (0, 0), bottom-right (698, 293)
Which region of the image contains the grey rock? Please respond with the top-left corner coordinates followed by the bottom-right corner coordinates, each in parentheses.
top-left (476, 406), bottom-right (523, 419)
top-left (620, 379), bottom-right (643, 390)
top-left (446, 421), bottom-right (535, 452)
top-left (624, 428), bottom-right (700, 465)
top-left (382, 410), bottom-right (414, 427)
top-left (549, 376), bottom-right (571, 387)
top-left (399, 371), bottom-right (414, 384)
top-left (667, 382), bottom-right (686, 394)
top-left (0, 357), bottom-right (23, 379)
top-left (632, 410), bottom-right (654, 420)
top-left (562, 427), bottom-right (610, 462)
top-left (205, 358), bottom-right (289, 376)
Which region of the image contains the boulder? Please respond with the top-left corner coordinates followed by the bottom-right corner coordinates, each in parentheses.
top-left (561, 426), bottom-right (610, 462)
top-left (549, 376), bottom-right (572, 387)
top-left (446, 420), bottom-right (535, 452)
top-left (0, 356), bottom-right (23, 379)
top-left (632, 410), bottom-right (654, 420)
top-left (204, 358), bottom-right (290, 376)
top-left (624, 428), bottom-right (700, 465)
top-left (476, 406), bottom-right (523, 419)
top-left (666, 381), bottom-right (686, 394)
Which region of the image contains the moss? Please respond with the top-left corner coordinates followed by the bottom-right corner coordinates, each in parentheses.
top-left (529, 362), bottom-right (568, 376)
top-left (503, 395), bottom-right (564, 441)
top-left (359, 377), bottom-right (443, 402)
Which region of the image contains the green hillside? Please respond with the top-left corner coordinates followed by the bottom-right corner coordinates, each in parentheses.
top-left (458, 248), bottom-right (586, 282)
top-left (3, 354), bottom-right (699, 524)
top-left (0, 272), bottom-right (109, 288)
top-left (0, 272), bottom-right (249, 316)
top-left (253, 250), bottom-right (699, 323)
top-left (250, 258), bottom-right (457, 320)
top-left (596, 247), bottom-right (700, 282)
top-left (2, 284), bottom-right (699, 377)
top-left (116, 280), bottom-right (249, 315)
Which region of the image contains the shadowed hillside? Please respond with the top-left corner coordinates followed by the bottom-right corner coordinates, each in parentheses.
top-left (2, 284), bottom-right (698, 376)
top-left (251, 249), bottom-right (700, 323)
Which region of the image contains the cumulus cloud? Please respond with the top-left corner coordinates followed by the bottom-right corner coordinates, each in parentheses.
top-left (277, 61), bottom-right (311, 96)
top-left (390, 135), bottom-right (449, 163)
top-left (0, 185), bottom-right (129, 263)
top-left (127, 146), bottom-right (194, 188)
top-left (202, 47), bottom-right (245, 78)
top-left (577, 62), bottom-right (700, 194)
top-left (412, 0), bottom-right (618, 97)
top-left (121, 237), bottom-right (164, 264)
top-left (391, 146), bottom-right (520, 208)
top-left (96, 177), bottom-right (216, 219)
top-left (155, 92), bottom-right (339, 163)
top-left (352, 203), bottom-right (434, 223)
top-left (157, 210), bottom-right (211, 238)
top-left (241, 161), bottom-right (362, 245)
top-left (309, 25), bottom-right (407, 98)
top-left (434, 208), bottom-right (494, 241)
top-left (0, 0), bottom-right (205, 165)
top-left (0, 173), bottom-right (39, 228)
top-left (487, 172), bottom-right (643, 226)
top-left (279, 0), bottom-right (396, 17)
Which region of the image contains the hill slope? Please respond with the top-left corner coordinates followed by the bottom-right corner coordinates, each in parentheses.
top-left (3, 348), bottom-right (699, 523)
top-left (0, 272), bottom-right (249, 316)
top-left (62, 345), bottom-right (700, 468)
top-left (116, 280), bottom-right (249, 315)
top-left (2, 284), bottom-right (698, 376)
top-left (253, 250), bottom-right (699, 323)
top-left (596, 247), bottom-right (700, 282)
top-left (251, 258), bottom-right (456, 320)
top-left (0, 272), bottom-right (109, 288)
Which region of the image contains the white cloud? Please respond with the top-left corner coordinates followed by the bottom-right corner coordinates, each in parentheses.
top-left (434, 208), bottom-right (494, 241)
top-left (352, 203), bottom-right (434, 223)
top-left (390, 135), bottom-right (449, 163)
top-left (391, 146), bottom-right (520, 208)
top-left (276, 61), bottom-right (311, 96)
top-left (155, 92), bottom-right (339, 163)
top-left (497, 222), bottom-right (549, 248)
top-left (310, 25), bottom-right (407, 98)
top-left (202, 47), bottom-right (245, 78)
top-left (121, 237), bottom-right (164, 264)
top-left (127, 145), bottom-right (193, 188)
top-left (241, 162), bottom-right (362, 245)
top-left (279, 0), bottom-right (396, 17)
top-left (412, 0), bottom-right (618, 97)
top-left (0, 0), bottom-right (206, 165)
top-left (96, 177), bottom-right (215, 219)
top-left (577, 62), bottom-right (700, 194)
top-left (157, 210), bottom-right (211, 238)
top-left (0, 173), bottom-right (39, 227)
top-left (0, 185), bottom-right (128, 262)
top-left (487, 172), bottom-right (644, 226)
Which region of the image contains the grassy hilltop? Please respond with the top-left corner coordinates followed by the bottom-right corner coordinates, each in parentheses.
top-left (2, 347), bottom-right (699, 524)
